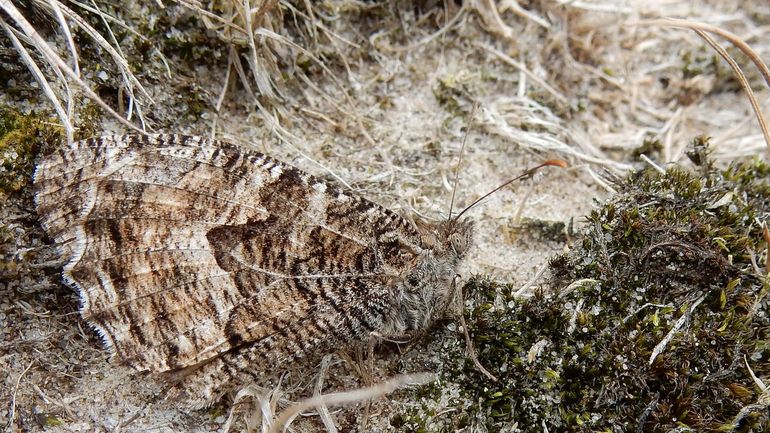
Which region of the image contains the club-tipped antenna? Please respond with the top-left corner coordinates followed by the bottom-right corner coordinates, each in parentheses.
top-left (447, 103), bottom-right (479, 222)
top-left (452, 159), bottom-right (568, 221)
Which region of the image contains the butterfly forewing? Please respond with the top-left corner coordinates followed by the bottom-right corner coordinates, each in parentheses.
top-left (33, 135), bottom-right (422, 383)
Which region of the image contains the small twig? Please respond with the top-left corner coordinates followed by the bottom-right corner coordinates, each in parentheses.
top-left (0, 21), bottom-right (74, 142)
top-left (637, 18), bottom-right (770, 152)
top-left (476, 43), bottom-right (569, 107)
top-left (762, 222), bottom-right (770, 275)
top-left (513, 263), bottom-right (548, 298)
top-left (459, 310), bottom-right (498, 381)
top-left (695, 29), bottom-right (770, 153)
top-left (314, 355), bottom-right (338, 433)
top-left (640, 154), bottom-right (666, 174)
top-left (6, 361), bottom-right (34, 432)
top-left (270, 373), bottom-right (436, 433)
top-left (649, 294), bottom-right (706, 365)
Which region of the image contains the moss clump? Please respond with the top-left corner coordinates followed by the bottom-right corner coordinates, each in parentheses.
top-left (399, 140), bottom-right (770, 432)
top-left (0, 108), bottom-right (63, 198)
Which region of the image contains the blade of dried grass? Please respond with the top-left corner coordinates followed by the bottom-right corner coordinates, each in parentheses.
top-left (692, 29), bottom-right (770, 152)
top-left (658, 19), bottom-right (770, 88)
top-left (45, 0), bottom-right (77, 124)
top-left (46, 0), bottom-right (79, 76)
top-left (0, 21), bottom-right (74, 142)
top-left (210, 62), bottom-right (234, 138)
top-left (243, 0), bottom-right (280, 100)
top-left (5, 361), bottom-right (34, 432)
top-left (86, 0), bottom-right (147, 128)
top-left (297, 0), bottom-right (318, 45)
top-left (314, 355), bottom-right (338, 433)
top-left (762, 222), bottom-right (770, 275)
top-left (67, 0), bottom-right (153, 40)
top-left (269, 373), bottom-right (436, 433)
top-left (0, 0), bottom-right (144, 133)
top-left (477, 42), bottom-right (569, 108)
top-left (648, 294), bottom-right (706, 366)
top-left (39, 0), bottom-right (153, 103)
top-left (230, 45), bottom-right (260, 105)
top-left (556, 0), bottom-right (632, 13)
top-left (637, 18), bottom-right (770, 152)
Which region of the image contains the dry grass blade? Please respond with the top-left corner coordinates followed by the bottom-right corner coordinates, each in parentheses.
top-left (694, 29), bottom-right (770, 153)
top-left (476, 42), bottom-right (568, 107)
top-left (46, 0), bottom-right (79, 76)
top-left (0, 0), bottom-right (145, 134)
top-left (85, 0), bottom-right (148, 127)
top-left (637, 18), bottom-right (770, 153)
top-left (658, 18), bottom-right (770, 88)
top-left (1, 20), bottom-right (74, 141)
top-left (5, 361), bottom-right (34, 432)
top-left (314, 355), bottom-right (339, 433)
top-left (36, 0), bottom-right (153, 101)
top-left (243, 0), bottom-right (281, 100)
top-left (762, 222), bottom-right (770, 275)
top-left (269, 373), bottom-right (436, 433)
top-left (45, 0), bottom-right (77, 123)
top-left (648, 294), bottom-right (706, 365)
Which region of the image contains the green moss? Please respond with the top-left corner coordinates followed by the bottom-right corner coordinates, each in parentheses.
top-left (0, 108), bottom-right (63, 198)
top-left (398, 139), bottom-right (770, 432)
top-left (43, 416), bottom-right (63, 427)
top-left (632, 137), bottom-right (663, 161)
top-left (433, 73), bottom-right (472, 117)
top-left (516, 217), bottom-right (571, 243)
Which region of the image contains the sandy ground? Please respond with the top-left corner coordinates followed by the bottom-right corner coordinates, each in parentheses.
top-left (2, 0), bottom-right (769, 432)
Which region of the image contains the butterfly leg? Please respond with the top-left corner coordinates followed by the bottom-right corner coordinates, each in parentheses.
top-left (451, 278), bottom-right (498, 382)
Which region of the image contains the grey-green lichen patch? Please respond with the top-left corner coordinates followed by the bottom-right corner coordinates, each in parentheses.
top-left (395, 139), bottom-right (770, 432)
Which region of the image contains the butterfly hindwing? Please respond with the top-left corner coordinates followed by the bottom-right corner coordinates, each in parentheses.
top-left (34, 134), bottom-right (422, 384)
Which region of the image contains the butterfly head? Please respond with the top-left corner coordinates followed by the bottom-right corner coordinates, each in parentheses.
top-left (381, 217), bottom-right (474, 336)
top-left (417, 217), bottom-right (475, 262)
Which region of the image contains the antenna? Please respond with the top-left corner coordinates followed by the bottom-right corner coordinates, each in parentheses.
top-left (447, 103), bottom-right (479, 222)
top-left (452, 159), bottom-right (568, 221)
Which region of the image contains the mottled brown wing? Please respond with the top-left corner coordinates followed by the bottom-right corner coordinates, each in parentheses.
top-left (33, 134), bottom-right (421, 375)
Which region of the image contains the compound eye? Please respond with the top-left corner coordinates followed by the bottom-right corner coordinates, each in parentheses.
top-left (449, 233), bottom-right (466, 254)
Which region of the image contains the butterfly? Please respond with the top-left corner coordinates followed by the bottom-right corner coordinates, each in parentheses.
top-left (33, 134), bottom-right (477, 407)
